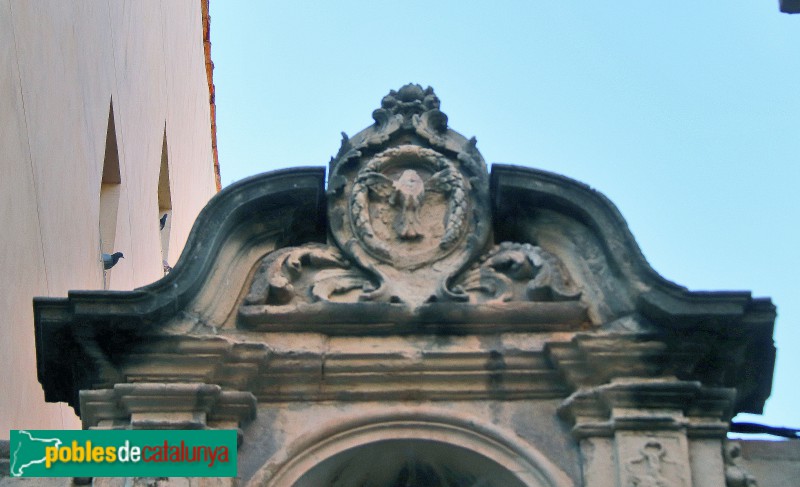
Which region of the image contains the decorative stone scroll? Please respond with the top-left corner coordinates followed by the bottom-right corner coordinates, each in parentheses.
top-left (242, 244), bottom-right (370, 306)
top-left (723, 442), bottom-right (758, 487)
top-left (451, 242), bottom-right (581, 304)
top-left (238, 84), bottom-right (586, 331)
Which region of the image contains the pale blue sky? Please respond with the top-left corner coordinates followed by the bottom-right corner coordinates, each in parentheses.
top-left (211, 2), bottom-right (799, 430)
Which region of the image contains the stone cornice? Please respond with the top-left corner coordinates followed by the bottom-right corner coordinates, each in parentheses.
top-left (81, 334), bottom-right (574, 404)
top-left (32, 153), bottom-right (775, 417)
top-left (545, 332), bottom-right (771, 414)
top-left (34, 168), bottom-right (326, 410)
top-left (781, 0), bottom-right (800, 13)
top-left (80, 383), bottom-right (256, 430)
top-left (492, 165), bottom-right (775, 330)
top-left (492, 165), bottom-right (775, 413)
top-left (557, 379), bottom-right (736, 439)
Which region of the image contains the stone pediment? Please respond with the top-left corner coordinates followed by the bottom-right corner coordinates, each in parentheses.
top-left (34, 84), bottom-right (775, 422)
top-left (238, 84), bottom-right (585, 332)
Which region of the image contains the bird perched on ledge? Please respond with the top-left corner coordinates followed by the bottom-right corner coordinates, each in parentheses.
top-left (102, 252), bottom-right (124, 270)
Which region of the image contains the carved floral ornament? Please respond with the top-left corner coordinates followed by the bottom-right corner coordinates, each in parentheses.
top-left (239, 84), bottom-right (585, 330)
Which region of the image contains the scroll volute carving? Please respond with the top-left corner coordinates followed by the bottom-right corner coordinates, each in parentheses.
top-left (451, 242), bottom-right (581, 305)
top-left (243, 244), bottom-right (373, 307)
top-left (724, 443), bottom-right (758, 487)
top-left (239, 84), bottom-right (586, 329)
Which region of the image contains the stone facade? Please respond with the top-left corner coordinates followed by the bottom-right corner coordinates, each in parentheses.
top-left (15, 85), bottom-right (796, 485)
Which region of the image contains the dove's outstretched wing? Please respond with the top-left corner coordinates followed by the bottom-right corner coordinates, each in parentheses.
top-left (424, 166), bottom-right (468, 249)
top-left (424, 167), bottom-right (458, 193)
top-left (357, 172), bottom-right (395, 199)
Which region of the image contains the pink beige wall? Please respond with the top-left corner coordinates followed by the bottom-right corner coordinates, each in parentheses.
top-left (0, 0), bottom-right (217, 438)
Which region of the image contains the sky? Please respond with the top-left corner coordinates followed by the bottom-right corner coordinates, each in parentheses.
top-left (210, 2), bottom-right (799, 431)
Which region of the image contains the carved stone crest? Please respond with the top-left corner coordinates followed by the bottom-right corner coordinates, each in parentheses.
top-left (625, 441), bottom-right (686, 487)
top-left (325, 84), bottom-right (492, 306)
top-left (239, 84), bottom-right (586, 330)
top-left (350, 145), bottom-right (467, 268)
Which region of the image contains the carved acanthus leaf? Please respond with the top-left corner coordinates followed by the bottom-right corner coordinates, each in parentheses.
top-left (244, 244), bottom-right (367, 306)
top-left (309, 268), bottom-right (375, 303)
top-left (451, 242), bottom-right (581, 304)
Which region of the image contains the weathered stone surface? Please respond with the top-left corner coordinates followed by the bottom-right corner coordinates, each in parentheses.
top-left (723, 442), bottom-right (758, 487)
top-left (239, 401), bottom-right (577, 487)
top-left (27, 85), bottom-right (782, 486)
top-left (239, 85), bottom-right (585, 331)
top-left (80, 383), bottom-right (256, 431)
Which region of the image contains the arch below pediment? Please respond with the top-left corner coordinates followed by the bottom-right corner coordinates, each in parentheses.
top-left (249, 410), bottom-right (572, 487)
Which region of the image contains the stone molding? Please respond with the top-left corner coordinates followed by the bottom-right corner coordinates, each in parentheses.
top-left (545, 332), bottom-right (764, 414)
top-left (79, 383), bottom-right (256, 431)
top-left (89, 335), bottom-right (573, 403)
top-left (558, 379), bottom-right (736, 439)
top-left (491, 165), bottom-right (775, 328)
top-left (239, 301), bottom-right (588, 332)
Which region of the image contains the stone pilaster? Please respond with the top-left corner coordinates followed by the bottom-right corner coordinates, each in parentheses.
top-left (80, 383), bottom-right (255, 487)
top-left (559, 379), bottom-right (735, 487)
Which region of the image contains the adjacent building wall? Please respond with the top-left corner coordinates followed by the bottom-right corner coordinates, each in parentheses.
top-left (737, 441), bottom-right (800, 486)
top-left (0, 0), bottom-right (218, 437)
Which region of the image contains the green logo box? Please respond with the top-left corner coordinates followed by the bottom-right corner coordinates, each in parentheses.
top-left (10, 430), bottom-right (237, 477)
